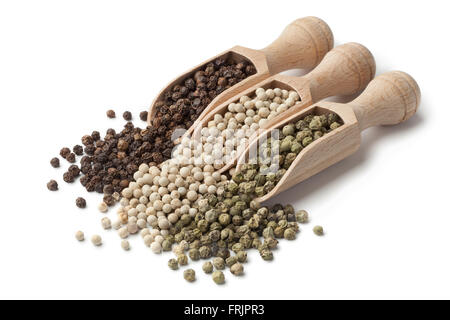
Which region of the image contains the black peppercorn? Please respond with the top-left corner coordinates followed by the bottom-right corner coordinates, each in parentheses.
top-left (139, 111), bottom-right (148, 122)
top-left (47, 179), bottom-right (58, 191)
top-left (73, 145), bottom-right (84, 156)
top-left (91, 131), bottom-right (101, 141)
top-left (123, 111), bottom-right (132, 121)
top-left (76, 197), bottom-right (86, 208)
top-left (68, 164), bottom-right (80, 177)
top-left (66, 153), bottom-right (76, 163)
top-left (103, 194), bottom-right (115, 206)
top-left (106, 109), bottom-right (116, 118)
top-left (63, 171), bottom-right (75, 183)
top-left (82, 135), bottom-right (94, 146)
top-left (50, 157), bottom-right (60, 168)
top-left (60, 147), bottom-right (71, 159)
top-left (103, 184), bottom-right (114, 195)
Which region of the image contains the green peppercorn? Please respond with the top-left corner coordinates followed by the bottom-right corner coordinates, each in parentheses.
top-left (168, 258), bottom-right (179, 270)
top-left (264, 237), bottom-right (279, 250)
top-left (232, 215), bottom-right (243, 226)
top-left (257, 207), bottom-right (269, 218)
top-left (199, 246), bottom-right (211, 259)
top-left (328, 113), bottom-right (339, 125)
top-left (302, 136), bottom-right (313, 147)
top-left (262, 226), bottom-right (274, 239)
top-left (284, 228), bottom-right (296, 240)
top-left (188, 248), bottom-right (200, 261)
top-left (295, 119), bottom-right (308, 130)
top-left (212, 271), bottom-right (225, 285)
top-left (205, 209), bottom-right (218, 223)
top-left (177, 253), bottom-right (188, 266)
top-left (313, 225), bottom-right (324, 236)
top-left (330, 122), bottom-right (341, 130)
top-left (220, 228), bottom-right (234, 242)
top-left (252, 238), bottom-right (262, 249)
top-left (202, 261), bottom-right (214, 274)
top-left (213, 257), bottom-right (225, 270)
top-left (260, 249), bottom-right (273, 261)
top-left (232, 172), bottom-right (244, 184)
top-left (280, 138), bottom-right (293, 152)
top-left (230, 262), bottom-right (244, 276)
top-left (226, 256), bottom-right (238, 268)
top-left (239, 234), bottom-right (252, 249)
top-left (162, 239), bottom-right (172, 251)
top-left (232, 243), bottom-right (244, 253)
top-left (282, 124), bottom-right (295, 136)
top-left (183, 269), bottom-right (196, 282)
top-left (314, 131), bottom-right (324, 140)
top-left (209, 230), bottom-right (220, 242)
top-left (309, 116), bottom-right (322, 130)
top-left (296, 210), bottom-right (309, 223)
top-left (291, 141), bottom-right (303, 154)
top-left (236, 250), bottom-right (247, 263)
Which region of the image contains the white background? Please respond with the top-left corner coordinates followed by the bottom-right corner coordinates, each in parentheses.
top-left (0, 0), bottom-right (448, 300)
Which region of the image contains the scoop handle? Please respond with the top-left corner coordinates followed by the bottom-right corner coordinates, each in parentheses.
top-left (303, 42), bottom-right (376, 102)
top-left (261, 16), bottom-right (333, 74)
top-left (349, 71), bottom-right (421, 131)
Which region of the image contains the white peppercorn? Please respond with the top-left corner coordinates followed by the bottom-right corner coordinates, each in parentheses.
top-left (91, 235), bottom-right (102, 246)
top-left (75, 231), bottom-right (84, 241)
top-left (121, 240), bottom-right (130, 251)
top-left (98, 202), bottom-right (108, 213)
top-left (101, 217), bottom-right (111, 230)
top-left (118, 227), bottom-right (129, 239)
top-left (151, 241), bottom-right (162, 254)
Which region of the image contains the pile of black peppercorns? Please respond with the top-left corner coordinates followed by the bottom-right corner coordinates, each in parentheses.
top-left (152, 57), bottom-right (256, 134)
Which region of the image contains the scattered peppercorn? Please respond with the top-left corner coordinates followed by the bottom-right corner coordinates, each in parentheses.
top-left (121, 240), bottom-right (130, 251)
top-left (202, 261), bottom-right (214, 274)
top-left (212, 270), bottom-right (225, 284)
top-left (313, 225), bottom-right (324, 236)
top-left (296, 210), bottom-right (309, 223)
top-left (68, 164), bottom-right (80, 177)
top-left (47, 179), bottom-right (58, 191)
top-left (49, 157), bottom-right (60, 168)
top-left (106, 109), bottom-right (116, 118)
top-left (230, 263), bottom-right (244, 276)
top-left (103, 194), bottom-right (115, 207)
top-left (98, 202), bottom-right (108, 213)
top-left (75, 231), bottom-right (84, 241)
top-left (66, 153), bottom-right (76, 163)
top-left (60, 147), bottom-right (71, 159)
top-left (73, 145), bottom-right (84, 156)
top-left (91, 235), bottom-right (102, 246)
top-left (75, 197), bottom-right (86, 208)
top-left (123, 111), bottom-right (132, 121)
top-left (183, 269), bottom-right (196, 282)
top-left (168, 258), bottom-right (179, 270)
top-left (139, 111), bottom-right (148, 122)
top-left (63, 171), bottom-right (75, 183)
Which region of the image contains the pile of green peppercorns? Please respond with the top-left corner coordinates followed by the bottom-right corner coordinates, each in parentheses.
top-left (233, 112), bottom-right (342, 198)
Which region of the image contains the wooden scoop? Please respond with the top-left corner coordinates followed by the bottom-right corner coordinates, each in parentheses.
top-left (195, 42), bottom-right (376, 174)
top-left (236, 71), bottom-right (420, 203)
top-left (147, 16), bottom-right (333, 129)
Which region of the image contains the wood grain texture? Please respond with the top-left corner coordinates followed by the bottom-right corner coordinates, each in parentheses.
top-left (235, 71), bottom-right (420, 203)
top-left (147, 16), bottom-right (333, 127)
top-left (262, 16), bottom-right (333, 74)
top-left (302, 42), bottom-right (376, 102)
